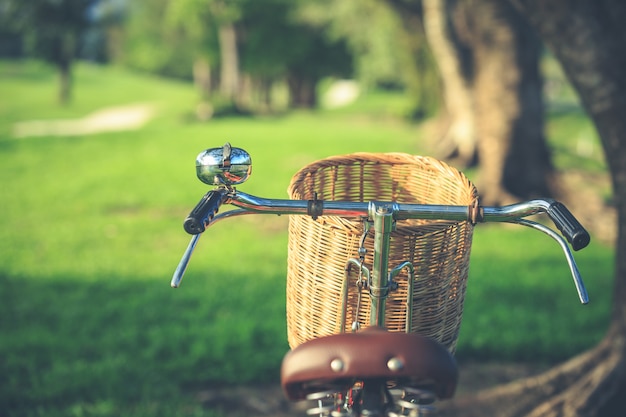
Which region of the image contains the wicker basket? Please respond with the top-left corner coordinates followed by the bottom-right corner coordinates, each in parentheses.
top-left (286, 153), bottom-right (478, 353)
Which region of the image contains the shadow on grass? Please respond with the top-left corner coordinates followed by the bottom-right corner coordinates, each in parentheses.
top-left (0, 272), bottom-right (288, 416)
top-left (0, 226), bottom-right (613, 416)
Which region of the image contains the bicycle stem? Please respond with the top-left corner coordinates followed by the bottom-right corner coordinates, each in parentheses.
top-left (370, 203), bottom-right (395, 327)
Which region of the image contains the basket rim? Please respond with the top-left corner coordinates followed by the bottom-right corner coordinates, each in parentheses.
top-left (288, 152), bottom-right (476, 198)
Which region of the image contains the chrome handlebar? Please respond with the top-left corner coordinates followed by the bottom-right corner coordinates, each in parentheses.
top-left (171, 144), bottom-right (591, 305)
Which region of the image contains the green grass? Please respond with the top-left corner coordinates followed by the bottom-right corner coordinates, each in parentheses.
top-left (457, 224), bottom-right (613, 362)
top-left (0, 60), bottom-right (615, 416)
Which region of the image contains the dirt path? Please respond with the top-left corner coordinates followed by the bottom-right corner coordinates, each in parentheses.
top-left (12, 103), bottom-right (156, 138)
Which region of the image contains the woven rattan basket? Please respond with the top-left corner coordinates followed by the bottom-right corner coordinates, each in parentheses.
top-left (286, 153), bottom-right (478, 353)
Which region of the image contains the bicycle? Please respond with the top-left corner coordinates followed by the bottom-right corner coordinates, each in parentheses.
top-left (171, 143), bottom-right (590, 417)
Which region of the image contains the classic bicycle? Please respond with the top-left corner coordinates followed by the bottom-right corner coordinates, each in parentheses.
top-left (172, 143), bottom-right (590, 417)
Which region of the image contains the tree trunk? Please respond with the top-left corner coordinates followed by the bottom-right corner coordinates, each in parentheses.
top-left (193, 58), bottom-right (212, 101)
top-left (218, 22), bottom-right (240, 104)
top-left (287, 74), bottom-right (317, 109)
top-left (422, 0), bottom-right (477, 166)
top-left (439, 0), bottom-right (626, 415)
top-left (467, 0), bottom-right (553, 204)
top-left (56, 32), bottom-right (76, 105)
top-left (418, 0), bottom-right (554, 204)
top-left (193, 58), bottom-right (214, 121)
top-left (58, 61), bottom-right (72, 105)
top-left (258, 78), bottom-right (273, 112)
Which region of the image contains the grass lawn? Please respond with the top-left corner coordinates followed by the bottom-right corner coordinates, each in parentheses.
top-left (0, 60), bottom-right (614, 416)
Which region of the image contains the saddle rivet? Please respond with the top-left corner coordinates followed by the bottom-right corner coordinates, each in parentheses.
top-left (387, 357), bottom-right (404, 371)
top-left (330, 358), bottom-right (344, 372)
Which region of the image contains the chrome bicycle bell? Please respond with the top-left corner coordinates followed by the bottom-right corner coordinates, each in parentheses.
top-left (195, 143), bottom-right (251, 186)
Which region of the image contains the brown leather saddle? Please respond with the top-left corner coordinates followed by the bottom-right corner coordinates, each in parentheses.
top-left (281, 326), bottom-right (458, 401)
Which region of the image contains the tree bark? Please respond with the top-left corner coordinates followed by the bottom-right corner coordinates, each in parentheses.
top-left (422, 0), bottom-right (477, 166)
top-left (418, 0), bottom-right (554, 204)
top-left (439, 1), bottom-right (626, 415)
top-left (466, 0), bottom-right (553, 204)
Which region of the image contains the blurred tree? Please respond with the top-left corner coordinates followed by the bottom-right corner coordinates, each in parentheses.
top-left (297, 0), bottom-right (441, 117)
top-left (162, 0), bottom-right (221, 117)
top-left (237, 0), bottom-right (290, 110)
top-left (121, 0), bottom-right (198, 80)
top-left (0, 28), bottom-right (23, 57)
top-left (404, 0), bottom-right (554, 204)
top-left (122, 0), bottom-right (240, 115)
top-left (239, 0), bottom-right (352, 109)
top-left (122, 0), bottom-right (351, 113)
top-left (84, 0), bottom-right (127, 63)
top-left (208, 0), bottom-right (242, 105)
top-left (0, 0), bottom-right (93, 104)
top-left (437, 1), bottom-right (626, 416)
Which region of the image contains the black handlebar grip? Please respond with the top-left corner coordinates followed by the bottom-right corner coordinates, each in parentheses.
top-left (547, 201), bottom-right (590, 251)
top-left (184, 189), bottom-right (228, 235)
